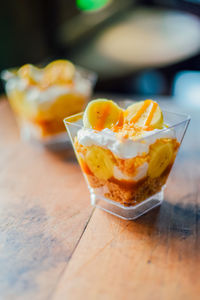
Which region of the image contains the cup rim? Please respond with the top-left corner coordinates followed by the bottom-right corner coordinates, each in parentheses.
top-left (0, 64), bottom-right (97, 85)
top-left (63, 105), bottom-right (191, 143)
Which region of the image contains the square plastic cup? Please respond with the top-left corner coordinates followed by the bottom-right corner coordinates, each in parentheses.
top-left (1, 66), bottom-right (97, 148)
top-left (64, 101), bottom-right (190, 220)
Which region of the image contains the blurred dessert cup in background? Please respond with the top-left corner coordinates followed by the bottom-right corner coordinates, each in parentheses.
top-left (1, 60), bottom-right (96, 146)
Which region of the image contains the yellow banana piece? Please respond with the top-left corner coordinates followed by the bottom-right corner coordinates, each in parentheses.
top-left (18, 64), bottom-right (40, 85)
top-left (85, 146), bottom-right (114, 180)
top-left (42, 60), bottom-right (75, 87)
top-left (148, 141), bottom-right (173, 178)
top-left (125, 100), bottom-right (163, 129)
top-left (83, 99), bottom-right (123, 130)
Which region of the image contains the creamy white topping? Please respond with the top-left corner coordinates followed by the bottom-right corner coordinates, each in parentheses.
top-left (6, 77), bottom-right (27, 91)
top-left (25, 86), bottom-right (70, 102)
top-left (113, 162), bottom-right (149, 181)
top-left (77, 127), bottom-right (175, 159)
top-left (132, 162), bottom-right (149, 181)
top-left (113, 166), bottom-right (132, 180)
top-left (90, 185), bottom-right (109, 196)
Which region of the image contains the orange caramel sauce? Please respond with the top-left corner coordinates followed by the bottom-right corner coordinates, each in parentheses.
top-left (117, 111), bottom-right (124, 127)
top-left (113, 100), bottom-right (158, 135)
top-left (94, 104), bottom-right (111, 131)
top-left (145, 101), bottom-right (158, 127)
top-left (130, 99), bottom-right (152, 124)
top-left (79, 158), bottom-right (92, 175)
top-left (112, 111), bottom-right (124, 132)
top-left (109, 162), bottom-right (174, 190)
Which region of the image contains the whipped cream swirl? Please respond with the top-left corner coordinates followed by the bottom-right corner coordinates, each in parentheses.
top-left (77, 127), bottom-right (175, 159)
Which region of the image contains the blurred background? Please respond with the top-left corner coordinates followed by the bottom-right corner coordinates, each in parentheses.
top-left (1, 0), bottom-right (200, 106)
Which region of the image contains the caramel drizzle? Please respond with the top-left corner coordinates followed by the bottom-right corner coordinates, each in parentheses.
top-left (129, 99), bottom-right (157, 130)
top-left (130, 100), bottom-right (152, 124)
top-left (112, 111), bottom-right (124, 132)
top-left (94, 99), bottom-right (157, 133)
top-left (79, 157), bottom-right (92, 175)
top-left (118, 111), bottom-right (124, 127)
top-left (145, 101), bottom-right (158, 127)
top-left (94, 104), bottom-right (111, 131)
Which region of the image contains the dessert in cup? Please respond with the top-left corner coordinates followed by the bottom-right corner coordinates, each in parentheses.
top-left (2, 60), bottom-right (96, 145)
top-left (64, 99), bottom-right (190, 220)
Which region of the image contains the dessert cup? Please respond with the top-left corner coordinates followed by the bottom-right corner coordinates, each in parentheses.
top-left (1, 65), bottom-right (96, 147)
top-left (64, 101), bottom-right (190, 220)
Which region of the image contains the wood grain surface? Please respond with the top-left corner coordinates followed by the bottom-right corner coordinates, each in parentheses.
top-left (0, 97), bottom-right (199, 300)
top-left (0, 99), bottom-right (93, 300)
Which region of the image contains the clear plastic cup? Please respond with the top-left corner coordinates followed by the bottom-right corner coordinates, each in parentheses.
top-left (64, 101), bottom-right (190, 220)
top-left (1, 65), bottom-right (97, 147)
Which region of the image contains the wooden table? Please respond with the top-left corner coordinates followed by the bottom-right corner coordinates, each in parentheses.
top-left (0, 97), bottom-right (200, 300)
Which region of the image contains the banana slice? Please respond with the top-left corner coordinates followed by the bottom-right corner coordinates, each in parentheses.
top-left (42, 60), bottom-right (75, 87)
top-left (85, 146), bottom-right (114, 180)
top-left (83, 99), bottom-right (123, 130)
top-left (148, 141), bottom-right (173, 178)
top-left (125, 100), bottom-right (163, 129)
top-left (18, 64), bottom-right (41, 85)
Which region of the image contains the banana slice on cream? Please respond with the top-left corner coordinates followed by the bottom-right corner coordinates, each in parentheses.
top-left (83, 99), bottom-right (123, 131)
top-left (125, 100), bottom-right (163, 129)
top-left (42, 60), bottom-right (75, 87)
top-left (18, 64), bottom-right (40, 85)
